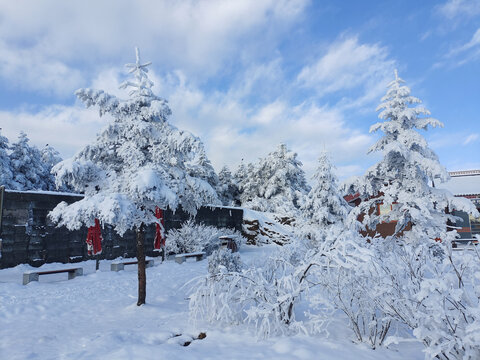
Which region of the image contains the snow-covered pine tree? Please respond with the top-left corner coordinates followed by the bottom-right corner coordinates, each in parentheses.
top-left (234, 161), bottom-right (247, 187)
top-left (216, 166), bottom-right (239, 206)
top-left (186, 147), bottom-right (219, 193)
top-left (302, 151), bottom-right (349, 227)
top-left (299, 150), bottom-right (350, 246)
top-left (41, 144), bottom-right (62, 170)
top-left (9, 132), bottom-right (49, 191)
top-left (41, 144), bottom-right (63, 191)
top-left (50, 48), bottom-right (219, 305)
top-left (0, 129), bottom-right (13, 189)
top-left (344, 70), bottom-right (480, 356)
top-left (347, 70), bottom-right (475, 243)
top-left (242, 143), bottom-right (310, 215)
top-left (238, 162), bottom-right (258, 205)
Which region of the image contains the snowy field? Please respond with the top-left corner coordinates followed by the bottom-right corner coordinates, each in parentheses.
top-left (0, 245), bottom-right (424, 360)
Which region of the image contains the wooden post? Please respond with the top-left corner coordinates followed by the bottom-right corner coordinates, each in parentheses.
top-left (136, 223), bottom-right (146, 306)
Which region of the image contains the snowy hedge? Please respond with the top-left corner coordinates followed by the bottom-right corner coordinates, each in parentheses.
top-left (165, 220), bottom-right (244, 255)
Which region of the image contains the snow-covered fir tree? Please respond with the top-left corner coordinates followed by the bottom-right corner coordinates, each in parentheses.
top-left (41, 144), bottom-right (62, 170)
top-left (299, 150), bottom-right (350, 246)
top-left (216, 165), bottom-right (239, 206)
top-left (50, 48), bottom-right (219, 305)
top-left (233, 161), bottom-right (247, 187)
top-left (347, 70), bottom-right (475, 242)
top-left (41, 144), bottom-right (63, 191)
top-left (302, 151), bottom-right (349, 227)
top-left (344, 70), bottom-right (480, 358)
top-left (240, 143), bottom-right (310, 215)
top-left (237, 162), bottom-right (258, 205)
top-left (186, 147), bottom-right (218, 192)
top-left (9, 132), bottom-right (49, 191)
top-left (0, 129), bottom-right (13, 188)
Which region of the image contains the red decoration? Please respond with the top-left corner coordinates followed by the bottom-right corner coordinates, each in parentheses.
top-left (86, 218), bottom-right (103, 255)
top-left (154, 207), bottom-right (165, 250)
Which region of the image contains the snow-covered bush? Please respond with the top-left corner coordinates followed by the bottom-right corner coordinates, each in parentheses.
top-left (190, 244), bottom-right (309, 338)
top-left (375, 237), bottom-right (480, 360)
top-left (207, 248), bottom-right (243, 275)
top-left (414, 242), bottom-right (480, 360)
top-left (303, 228), bottom-right (394, 349)
top-left (166, 220), bottom-right (244, 255)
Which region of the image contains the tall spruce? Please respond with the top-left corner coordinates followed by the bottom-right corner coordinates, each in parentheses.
top-left (302, 151), bottom-right (349, 226)
top-left (347, 70), bottom-right (476, 242)
top-left (41, 144), bottom-right (63, 191)
top-left (216, 165), bottom-right (239, 206)
top-left (50, 48), bottom-right (219, 305)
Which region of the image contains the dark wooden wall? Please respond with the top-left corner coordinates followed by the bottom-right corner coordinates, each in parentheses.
top-left (0, 189), bottom-right (243, 269)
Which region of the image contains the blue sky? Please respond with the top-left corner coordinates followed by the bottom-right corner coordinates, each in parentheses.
top-left (0, 0), bottom-right (479, 180)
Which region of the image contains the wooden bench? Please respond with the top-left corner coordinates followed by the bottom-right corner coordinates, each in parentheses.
top-left (110, 259), bottom-right (154, 272)
top-left (174, 252), bottom-right (205, 264)
top-left (23, 267), bottom-right (83, 285)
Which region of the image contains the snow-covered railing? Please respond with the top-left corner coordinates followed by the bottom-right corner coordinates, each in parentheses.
top-left (449, 170), bottom-right (480, 177)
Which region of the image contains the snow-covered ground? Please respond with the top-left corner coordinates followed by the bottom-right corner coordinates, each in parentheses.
top-left (0, 245), bottom-right (424, 360)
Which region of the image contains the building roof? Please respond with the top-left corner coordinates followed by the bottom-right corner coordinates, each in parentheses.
top-left (437, 170), bottom-right (480, 197)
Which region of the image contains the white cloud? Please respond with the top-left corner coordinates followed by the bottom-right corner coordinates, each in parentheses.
top-left (463, 133), bottom-right (479, 145)
top-left (0, 106), bottom-right (106, 158)
top-left (0, 0), bottom-right (308, 95)
top-left (436, 27), bottom-right (480, 68)
top-left (451, 27), bottom-right (480, 58)
top-left (251, 101), bottom-right (287, 125)
top-left (168, 84), bottom-right (374, 179)
top-left (0, 40), bottom-right (84, 96)
top-left (437, 0), bottom-right (480, 19)
top-left (0, 62), bottom-right (376, 181)
top-left (296, 36), bottom-right (396, 108)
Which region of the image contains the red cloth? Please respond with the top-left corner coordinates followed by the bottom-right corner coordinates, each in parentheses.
top-left (154, 207), bottom-right (165, 250)
top-left (86, 218), bottom-right (103, 255)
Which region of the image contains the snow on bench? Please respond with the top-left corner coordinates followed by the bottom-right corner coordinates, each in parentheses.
top-left (110, 259), bottom-right (154, 272)
top-left (23, 267), bottom-right (83, 285)
top-left (174, 252), bottom-right (205, 264)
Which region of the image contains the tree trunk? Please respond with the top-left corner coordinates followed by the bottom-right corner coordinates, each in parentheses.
top-left (136, 223), bottom-right (146, 306)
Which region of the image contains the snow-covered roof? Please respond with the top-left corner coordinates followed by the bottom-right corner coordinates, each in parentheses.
top-left (4, 189), bottom-right (83, 197)
top-left (437, 170), bottom-right (480, 197)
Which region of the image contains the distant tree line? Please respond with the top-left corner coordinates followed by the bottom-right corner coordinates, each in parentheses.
top-left (0, 130), bottom-right (68, 192)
